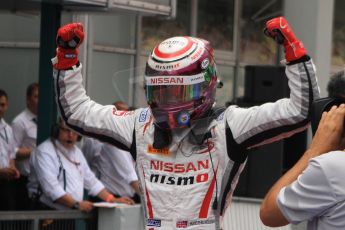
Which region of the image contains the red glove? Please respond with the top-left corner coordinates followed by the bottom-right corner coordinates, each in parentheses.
top-left (264, 17), bottom-right (306, 62)
top-left (53, 23), bottom-right (84, 70)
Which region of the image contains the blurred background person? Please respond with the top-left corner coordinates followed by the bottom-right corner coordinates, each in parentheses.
top-left (27, 118), bottom-right (134, 212)
top-left (82, 101), bottom-right (141, 203)
top-left (0, 89), bottom-right (20, 210)
top-left (327, 70), bottom-right (345, 98)
top-left (11, 82), bottom-right (39, 210)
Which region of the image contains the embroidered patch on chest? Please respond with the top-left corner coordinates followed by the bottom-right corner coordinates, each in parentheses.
top-left (147, 145), bottom-right (171, 156)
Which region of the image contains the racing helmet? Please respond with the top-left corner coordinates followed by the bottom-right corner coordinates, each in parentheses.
top-left (145, 36), bottom-right (218, 129)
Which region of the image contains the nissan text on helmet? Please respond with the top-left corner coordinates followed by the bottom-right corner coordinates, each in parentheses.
top-left (145, 36), bottom-right (218, 129)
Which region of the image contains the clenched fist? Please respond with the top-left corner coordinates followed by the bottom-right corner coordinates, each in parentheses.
top-left (52, 23), bottom-right (84, 70)
top-left (264, 17), bottom-right (307, 62)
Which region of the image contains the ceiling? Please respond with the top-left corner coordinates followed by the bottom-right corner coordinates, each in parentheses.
top-left (0, 0), bottom-right (175, 16)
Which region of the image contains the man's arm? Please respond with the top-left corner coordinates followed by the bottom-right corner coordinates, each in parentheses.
top-left (11, 121), bottom-right (32, 159)
top-left (15, 147), bottom-right (32, 160)
top-left (0, 167), bottom-right (17, 180)
top-left (96, 188), bottom-right (134, 205)
top-left (55, 194), bottom-right (94, 212)
top-left (225, 17), bottom-right (320, 148)
top-left (9, 159), bottom-right (20, 179)
top-left (260, 104), bottom-right (345, 227)
top-left (52, 23), bottom-right (135, 150)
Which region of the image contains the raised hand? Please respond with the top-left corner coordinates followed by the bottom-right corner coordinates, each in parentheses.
top-left (264, 16), bottom-right (306, 62)
top-left (53, 23), bottom-right (84, 70)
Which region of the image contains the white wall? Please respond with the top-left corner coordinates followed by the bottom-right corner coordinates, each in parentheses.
top-left (224, 197), bottom-right (300, 230)
top-left (0, 13), bottom-right (40, 121)
top-left (284, 0), bottom-right (335, 97)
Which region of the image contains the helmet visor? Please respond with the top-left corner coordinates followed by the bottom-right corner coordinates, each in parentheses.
top-left (145, 72), bottom-right (210, 105)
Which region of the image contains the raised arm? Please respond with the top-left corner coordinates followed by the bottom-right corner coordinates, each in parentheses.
top-left (52, 23), bottom-right (136, 151)
top-left (226, 17), bottom-right (320, 148)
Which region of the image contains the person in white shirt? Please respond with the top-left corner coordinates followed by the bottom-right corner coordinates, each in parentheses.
top-left (11, 83), bottom-right (39, 209)
top-left (260, 72), bottom-right (345, 230)
top-left (82, 101), bottom-right (141, 202)
top-left (0, 89), bottom-right (20, 210)
top-left (27, 118), bottom-right (134, 211)
top-left (83, 138), bottom-right (141, 202)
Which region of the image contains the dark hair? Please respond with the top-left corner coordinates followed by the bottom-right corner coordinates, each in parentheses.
top-left (0, 89), bottom-right (8, 99)
top-left (327, 70), bottom-right (345, 98)
top-left (51, 117), bottom-right (82, 141)
top-left (26, 82), bottom-right (39, 98)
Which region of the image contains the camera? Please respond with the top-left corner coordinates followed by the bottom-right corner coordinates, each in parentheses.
top-left (311, 97), bottom-right (345, 135)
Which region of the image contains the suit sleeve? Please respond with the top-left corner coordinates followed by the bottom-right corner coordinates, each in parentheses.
top-left (53, 64), bottom-right (136, 151)
top-left (225, 57), bottom-right (320, 148)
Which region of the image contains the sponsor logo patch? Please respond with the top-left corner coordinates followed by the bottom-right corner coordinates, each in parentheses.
top-left (216, 111), bottom-right (225, 121)
top-left (151, 159), bottom-right (209, 173)
top-left (201, 58), bottom-right (209, 69)
top-left (147, 219), bottom-right (161, 227)
top-left (150, 160), bottom-right (210, 186)
top-left (175, 219), bottom-right (215, 228)
top-left (189, 218), bottom-right (215, 226)
top-left (139, 109), bottom-right (148, 122)
top-left (149, 76), bottom-right (184, 85)
top-left (150, 173), bottom-right (209, 186)
top-left (176, 220), bottom-right (188, 228)
top-left (190, 46), bottom-right (204, 61)
top-left (146, 73), bottom-right (205, 86)
top-left (154, 62), bottom-right (181, 71)
top-left (65, 54), bottom-right (76, 58)
top-left (177, 112), bottom-right (190, 125)
top-left (147, 145), bottom-right (171, 156)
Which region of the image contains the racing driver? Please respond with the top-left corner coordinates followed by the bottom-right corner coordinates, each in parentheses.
top-left (52, 16), bottom-right (319, 229)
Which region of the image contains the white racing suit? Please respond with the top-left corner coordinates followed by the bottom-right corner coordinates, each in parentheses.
top-left (54, 57), bottom-right (319, 230)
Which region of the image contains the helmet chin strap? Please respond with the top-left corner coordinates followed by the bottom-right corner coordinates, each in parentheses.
top-left (153, 124), bottom-right (172, 149)
top-left (152, 108), bottom-right (219, 149)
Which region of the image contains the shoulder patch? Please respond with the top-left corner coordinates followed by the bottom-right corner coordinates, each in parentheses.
top-left (139, 109), bottom-right (149, 122)
top-left (147, 219), bottom-right (161, 227)
top-left (217, 111), bottom-right (225, 121)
